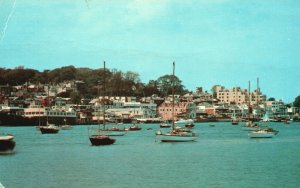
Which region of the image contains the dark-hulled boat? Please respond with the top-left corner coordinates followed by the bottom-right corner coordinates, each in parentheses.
top-left (0, 134), bottom-right (16, 154)
top-left (185, 123), bottom-right (195, 128)
top-left (128, 125), bottom-right (142, 131)
top-left (89, 135), bottom-right (116, 146)
top-left (39, 123), bottom-right (60, 134)
top-left (89, 61), bottom-right (116, 146)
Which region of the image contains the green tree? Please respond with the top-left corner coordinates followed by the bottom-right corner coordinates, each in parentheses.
top-left (293, 95), bottom-right (300, 108)
top-left (268, 97), bottom-right (276, 101)
top-left (70, 91), bottom-right (81, 104)
top-left (156, 74), bottom-right (185, 96)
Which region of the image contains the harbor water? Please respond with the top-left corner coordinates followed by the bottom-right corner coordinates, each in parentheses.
top-left (1, 122), bottom-right (300, 188)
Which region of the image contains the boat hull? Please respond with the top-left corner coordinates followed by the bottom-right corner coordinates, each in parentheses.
top-left (128, 126), bottom-right (142, 131)
top-left (157, 134), bottom-right (198, 142)
top-left (248, 132), bottom-right (274, 138)
top-left (89, 136), bottom-right (116, 146)
top-left (100, 131), bottom-right (126, 136)
top-left (61, 125), bottom-right (73, 130)
top-left (40, 127), bottom-right (59, 134)
top-left (0, 139), bottom-right (16, 154)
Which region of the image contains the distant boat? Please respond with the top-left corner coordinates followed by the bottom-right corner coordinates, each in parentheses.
top-left (160, 121), bottom-right (171, 128)
top-left (261, 111), bottom-right (270, 122)
top-left (100, 126), bottom-right (127, 136)
top-left (248, 130), bottom-right (275, 138)
top-left (175, 118), bottom-right (194, 125)
top-left (156, 62), bottom-right (198, 142)
top-left (231, 109), bottom-right (239, 125)
top-left (88, 61), bottom-right (116, 146)
top-left (40, 122), bottom-right (60, 134)
top-left (89, 135), bottom-right (115, 146)
top-left (128, 124), bottom-right (142, 131)
top-left (0, 134), bottom-right (16, 154)
top-left (241, 121), bottom-right (260, 131)
top-left (39, 86), bottom-right (60, 134)
top-left (127, 119), bottom-right (142, 131)
top-left (61, 118), bottom-right (73, 130)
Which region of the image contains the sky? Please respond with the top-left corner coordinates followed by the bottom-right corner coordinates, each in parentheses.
top-left (0, 0), bottom-right (299, 103)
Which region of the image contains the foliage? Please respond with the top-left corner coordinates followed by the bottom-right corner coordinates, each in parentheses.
top-left (0, 66), bottom-right (188, 98)
top-left (156, 74), bottom-right (185, 96)
top-left (268, 97), bottom-right (275, 101)
top-left (293, 95), bottom-right (300, 108)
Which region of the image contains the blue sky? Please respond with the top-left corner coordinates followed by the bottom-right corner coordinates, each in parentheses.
top-left (0, 0), bottom-right (300, 102)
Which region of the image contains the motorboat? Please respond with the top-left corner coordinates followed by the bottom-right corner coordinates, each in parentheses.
top-left (248, 130), bottom-right (275, 138)
top-left (160, 122), bottom-right (171, 128)
top-left (0, 134), bottom-right (16, 154)
top-left (175, 118), bottom-right (194, 125)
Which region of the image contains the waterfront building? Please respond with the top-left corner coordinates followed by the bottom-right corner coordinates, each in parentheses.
top-left (158, 102), bottom-right (196, 121)
top-left (214, 86), bottom-right (266, 105)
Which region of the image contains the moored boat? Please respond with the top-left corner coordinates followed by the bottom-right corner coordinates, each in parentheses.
top-left (89, 135), bottom-right (115, 146)
top-left (156, 62), bottom-right (199, 143)
top-left (39, 123), bottom-right (60, 134)
top-left (248, 130), bottom-right (275, 138)
top-left (88, 62), bottom-right (116, 146)
top-left (160, 122), bottom-right (171, 128)
top-left (0, 134), bottom-right (16, 154)
top-left (128, 125), bottom-right (142, 131)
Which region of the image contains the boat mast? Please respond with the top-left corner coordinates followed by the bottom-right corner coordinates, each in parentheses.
top-left (248, 80), bottom-right (251, 120)
top-left (103, 61), bottom-right (106, 129)
top-left (172, 62), bottom-right (175, 130)
top-left (47, 84), bottom-right (49, 125)
top-left (257, 77), bottom-right (259, 106)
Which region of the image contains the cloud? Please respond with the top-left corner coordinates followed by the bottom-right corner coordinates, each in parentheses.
top-left (124, 0), bottom-right (170, 24)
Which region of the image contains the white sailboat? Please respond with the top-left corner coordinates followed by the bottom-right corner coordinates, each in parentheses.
top-left (156, 62), bottom-right (198, 142)
top-left (231, 108), bottom-right (239, 125)
top-left (61, 118), bottom-right (73, 130)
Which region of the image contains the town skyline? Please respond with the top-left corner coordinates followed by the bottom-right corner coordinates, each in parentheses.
top-left (1, 0), bottom-right (299, 102)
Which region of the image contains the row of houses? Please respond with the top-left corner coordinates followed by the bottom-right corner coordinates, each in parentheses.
top-left (0, 83), bottom-right (299, 123)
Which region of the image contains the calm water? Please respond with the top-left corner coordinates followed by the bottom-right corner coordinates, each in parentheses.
top-left (1, 122), bottom-right (300, 188)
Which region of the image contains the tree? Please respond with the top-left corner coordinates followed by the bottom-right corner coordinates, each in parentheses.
top-left (144, 80), bottom-right (161, 96)
top-left (70, 91), bottom-right (81, 104)
top-left (211, 85), bottom-right (221, 98)
top-left (156, 74), bottom-right (185, 96)
top-left (293, 95), bottom-right (300, 108)
top-left (268, 97), bottom-right (275, 101)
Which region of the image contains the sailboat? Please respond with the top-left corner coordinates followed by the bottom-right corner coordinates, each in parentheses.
top-left (128, 119), bottom-right (142, 131)
top-left (160, 120), bottom-right (171, 128)
top-left (0, 133), bottom-right (16, 154)
top-left (231, 108), bottom-right (239, 125)
top-left (89, 62), bottom-right (116, 146)
top-left (39, 86), bottom-right (60, 134)
top-left (156, 62), bottom-right (198, 142)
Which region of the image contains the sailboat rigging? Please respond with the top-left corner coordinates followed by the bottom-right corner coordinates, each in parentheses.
top-left (39, 85), bottom-right (60, 134)
top-left (89, 61), bottom-right (116, 146)
top-left (156, 62), bottom-right (198, 142)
